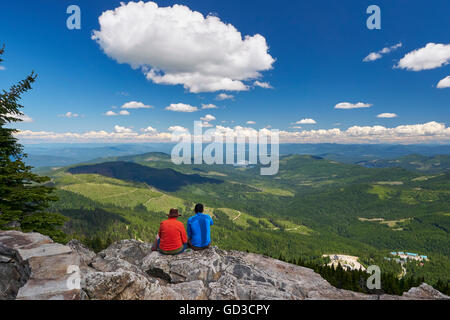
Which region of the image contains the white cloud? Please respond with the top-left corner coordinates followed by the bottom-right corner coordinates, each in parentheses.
top-left (216, 93), bottom-right (234, 101)
top-left (121, 101), bottom-right (153, 109)
top-left (105, 110), bottom-right (130, 116)
top-left (363, 52), bottom-right (382, 62)
top-left (141, 126), bottom-right (157, 133)
top-left (335, 102), bottom-right (372, 109)
top-left (114, 125), bottom-right (133, 133)
top-left (14, 122), bottom-right (450, 144)
top-left (202, 104), bottom-right (219, 110)
top-left (6, 113), bottom-right (33, 123)
top-left (0, 66), bottom-right (5, 71)
top-left (59, 112), bottom-right (80, 118)
top-left (165, 103), bottom-right (199, 113)
top-left (396, 43), bottom-right (450, 71)
top-left (296, 118), bottom-right (317, 124)
top-left (377, 113), bottom-right (398, 118)
top-left (168, 126), bottom-right (188, 132)
top-left (246, 121), bottom-right (256, 125)
top-left (201, 114), bottom-right (216, 122)
top-left (363, 42), bottom-right (402, 62)
top-left (437, 76), bottom-right (450, 89)
top-left (201, 122), bottom-right (213, 128)
top-left (290, 126), bottom-right (303, 130)
top-left (254, 81), bottom-right (273, 89)
top-left (92, 1), bottom-right (275, 93)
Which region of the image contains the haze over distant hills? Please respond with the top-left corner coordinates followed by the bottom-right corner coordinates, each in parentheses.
top-left (24, 143), bottom-right (450, 169)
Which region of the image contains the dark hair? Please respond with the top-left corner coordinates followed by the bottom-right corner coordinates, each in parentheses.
top-left (194, 203), bottom-right (204, 213)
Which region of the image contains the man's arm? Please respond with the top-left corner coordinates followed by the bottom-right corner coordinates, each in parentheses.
top-left (180, 224), bottom-right (188, 244)
top-left (158, 222), bottom-right (163, 237)
top-left (187, 219), bottom-right (192, 240)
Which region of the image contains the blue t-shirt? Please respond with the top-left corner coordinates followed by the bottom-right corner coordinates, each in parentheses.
top-left (187, 213), bottom-right (214, 248)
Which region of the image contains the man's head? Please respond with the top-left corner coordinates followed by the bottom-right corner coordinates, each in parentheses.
top-left (167, 208), bottom-right (181, 218)
top-left (194, 203), bottom-right (204, 214)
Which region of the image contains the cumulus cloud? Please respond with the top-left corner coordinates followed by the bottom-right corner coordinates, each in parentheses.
top-left (216, 93), bottom-right (234, 101)
top-left (14, 122), bottom-right (450, 144)
top-left (201, 122), bottom-right (214, 128)
top-left (363, 42), bottom-right (402, 62)
top-left (254, 81), bottom-right (273, 89)
top-left (114, 125), bottom-right (133, 133)
top-left (296, 118), bottom-right (317, 125)
top-left (105, 110), bottom-right (130, 116)
top-left (0, 66), bottom-right (5, 71)
top-left (246, 121), bottom-right (256, 125)
top-left (396, 43), bottom-right (450, 71)
top-left (200, 114), bottom-right (216, 122)
top-left (59, 112), bottom-right (80, 118)
top-left (121, 101), bottom-right (153, 109)
top-left (6, 113), bottom-right (33, 123)
top-left (202, 104), bottom-right (219, 110)
top-left (168, 126), bottom-right (188, 132)
top-left (165, 103), bottom-right (199, 113)
top-left (377, 113), bottom-right (398, 118)
top-left (92, 1), bottom-right (275, 93)
top-left (335, 102), bottom-right (372, 109)
top-left (437, 76), bottom-right (450, 89)
top-left (141, 126), bottom-right (157, 133)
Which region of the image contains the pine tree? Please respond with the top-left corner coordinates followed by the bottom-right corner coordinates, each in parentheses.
top-left (0, 46), bottom-right (67, 242)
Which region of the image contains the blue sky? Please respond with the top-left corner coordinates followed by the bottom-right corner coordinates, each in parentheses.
top-left (0, 0), bottom-right (449, 144)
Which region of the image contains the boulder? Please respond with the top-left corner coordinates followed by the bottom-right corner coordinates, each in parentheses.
top-left (1, 231), bottom-right (448, 300)
top-left (0, 230), bottom-right (84, 300)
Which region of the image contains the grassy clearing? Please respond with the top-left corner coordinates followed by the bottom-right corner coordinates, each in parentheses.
top-left (358, 217), bottom-right (412, 229)
top-left (144, 194), bottom-right (188, 213)
top-left (55, 173), bottom-right (136, 187)
top-left (61, 182), bottom-right (162, 208)
top-left (272, 219), bottom-right (313, 235)
top-left (217, 208), bottom-right (311, 234)
top-left (367, 185), bottom-right (396, 200)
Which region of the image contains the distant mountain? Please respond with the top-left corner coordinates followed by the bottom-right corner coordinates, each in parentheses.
top-left (24, 143), bottom-right (176, 168)
top-left (279, 144), bottom-right (450, 164)
top-left (25, 143), bottom-right (450, 168)
top-left (23, 154), bottom-right (78, 168)
top-left (357, 154), bottom-right (450, 173)
top-left (67, 161), bottom-right (222, 192)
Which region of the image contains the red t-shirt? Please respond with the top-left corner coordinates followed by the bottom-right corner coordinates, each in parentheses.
top-left (158, 218), bottom-right (187, 251)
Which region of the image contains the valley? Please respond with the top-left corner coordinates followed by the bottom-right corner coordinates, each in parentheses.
top-left (36, 151), bottom-right (450, 292)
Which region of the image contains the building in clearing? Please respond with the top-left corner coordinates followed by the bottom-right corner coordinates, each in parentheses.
top-left (390, 251), bottom-right (428, 261)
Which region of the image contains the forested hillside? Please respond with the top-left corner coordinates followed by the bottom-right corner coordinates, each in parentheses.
top-left (35, 152), bottom-right (449, 294)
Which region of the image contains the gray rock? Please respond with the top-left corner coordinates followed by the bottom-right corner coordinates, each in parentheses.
top-left (0, 245), bottom-right (30, 300)
top-left (84, 269), bottom-right (158, 300)
top-left (0, 230), bottom-right (83, 300)
top-left (1, 231), bottom-right (449, 300)
top-left (67, 240), bottom-right (96, 265)
top-left (379, 283), bottom-right (450, 300)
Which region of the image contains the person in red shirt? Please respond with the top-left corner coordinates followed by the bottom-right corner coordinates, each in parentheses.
top-left (152, 208), bottom-right (187, 255)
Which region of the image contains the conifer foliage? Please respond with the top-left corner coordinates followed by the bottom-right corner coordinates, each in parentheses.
top-left (0, 46), bottom-right (67, 242)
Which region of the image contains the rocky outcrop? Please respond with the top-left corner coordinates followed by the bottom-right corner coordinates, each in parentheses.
top-left (1, 231), bottom-right (448, 300)
top-left (0, 231), bottom-right (84, 300)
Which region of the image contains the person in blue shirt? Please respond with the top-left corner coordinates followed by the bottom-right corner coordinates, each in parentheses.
top-left (187, 204), bottom-right (214, 251)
